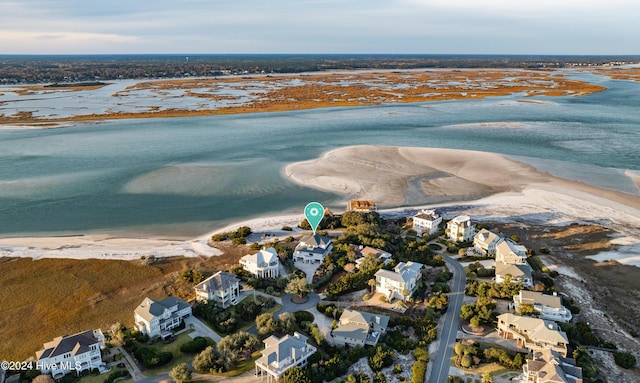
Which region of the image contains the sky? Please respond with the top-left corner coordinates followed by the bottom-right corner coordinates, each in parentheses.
top-left (1, 0), bottom-right (639, 55)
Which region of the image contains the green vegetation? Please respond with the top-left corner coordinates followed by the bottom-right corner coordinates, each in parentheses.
top-left (169, 363), bottom-right (192, 383)
top-left (411, 347), bottom-right (430, 383)
top-left (193, 295), bottom-right (276, 335)
top-left (460, 298), bottom-right (497, 326)
top-left (465, 278), bottom-right (523, 299)
top-left (179, 336), bottom-right (208, 354)
top-left (102, 369), bottom-right (130, 383)
top-left (193, 332), bottom-right (260, 374)
top-left (613, 351), bottom-right (637, 369)
top-left (211, 226), bottom-right (253, 244)
top-left (285, 277), bottom-right (310, 298)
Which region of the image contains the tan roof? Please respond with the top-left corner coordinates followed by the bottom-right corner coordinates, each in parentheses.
top-left (349, 200), bottom-right (376, 210)
top-left (498, 313), bottom-right (569, 345)
top-left (518, 290), bottom-right (562, 309)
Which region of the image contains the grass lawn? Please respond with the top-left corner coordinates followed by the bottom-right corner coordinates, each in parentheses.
top-left (79, 367), bottom-right (132, 383)
top-left (141, 330), bottom-right (197, 376)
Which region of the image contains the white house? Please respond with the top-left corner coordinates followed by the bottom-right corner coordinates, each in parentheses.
top-left (36, 329), bottom-right (105, 379)
top-left (375, 261), bottom-right (424, 301)
top-left (134, 296), bottom-right (192, 338)
top-left (255, 332), bottom-right (317, 383)
top-left (523, 348), bottom-right (583, 383)
top-left (332, 309), bottom-right (390, 347)
top-left (446, 215), bottom-right (475, 242)
top-left (194, 271), bottom-right (240, 307)
top-left (240, 247), bottom-right (280, 278)
top-left (473, 229), bottom-right (502, 256)
top-left (294, 234), bottom-right (332, 264)
top-left (497, 313), bottom-right (569, 357)
top-left (496, 239), bottom-right (528, 265)
top-left (412, 209), bottom-right (442, 236)
top-left (495, 262), bottom-right (533, 288)
top-left (512, 290), bottom-right (572, 323)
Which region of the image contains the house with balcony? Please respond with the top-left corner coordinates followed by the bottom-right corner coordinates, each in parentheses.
top-left (496, 239), bottom-right (528, 265)
top-left (332, 309), bottom-right (390, 347)
top-left (495, 262), bottom-right (533, 288)
top-left (134, 296), bottom-right (192, 338)
top-left (348, 199), bottom-right (377, 212)
top-left (240, 247), bottom-right (280, 278)
top-left (473, 229), bottom-right (502, 256)
top-left (375, 261), bottom-right (424, 301)
top-left (294, 234), bottom-right (332, 264)
top-left (194, 271), bottom-right (240, 308)
top-left (412, 209), bottom-right (442, 236)
top-left (512, 290), bottom-right (573, 323)
top-left (36, 329), bottom-right (105, 379)
top-left (446, 215), bottom-right (475, 242)
top-left (523, 348), bottom-right (583, 383)
top-left (255, 332), bottom-right (317, 383)
top-left (497, 313), bottom-right (569, 357)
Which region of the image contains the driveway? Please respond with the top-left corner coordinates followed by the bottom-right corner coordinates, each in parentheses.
top-left (184, 315), bottom-right (223, 343)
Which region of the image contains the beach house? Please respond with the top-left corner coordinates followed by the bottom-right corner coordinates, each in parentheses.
top-left (240, 247), bottom-right (280, 278)
top-left (194, 271), bottom-right (240, 307)
top-left (134, 296), bottom-right (192, 338)
top-left (412, 209), bottom-right (442, 236)
top-left (36, 329), bottom-right (105, 379)
top-left (255, 332), bottom-right (317, 383)
top-left (354, 246), bottom-right (392, 268)
top-left (497, 313), bottom-right (569, 357)
top-left (512, 290), bottom-right (573, 323)
top-left (348, 199), bottom-right (377, 212)
top-left (495, 262), bottom-right (533, 288)
top-left (332, 309), bottom-right (390, 347)
top-left (523, 348), bottom-right (583, 383)
top-left (446, 215), bottom-right (475, 242)
top-left (294, 234), bottom-right (333, 264)
top-left (473, 229), bottom-right (502, 256)
top-left (375, 261), bottom-right (424, 301)
top-left (496, 239), bottom-right (528, 265)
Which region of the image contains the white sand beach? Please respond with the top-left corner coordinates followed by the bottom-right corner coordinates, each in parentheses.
top-left (2, 145), bottom-right (640, 266)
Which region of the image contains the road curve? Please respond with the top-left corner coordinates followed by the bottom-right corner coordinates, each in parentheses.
top-left (428, 254), bottom-right (466, 383)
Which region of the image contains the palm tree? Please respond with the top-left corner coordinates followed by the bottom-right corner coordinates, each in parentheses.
top-left (368, 278), bottom-right (377, 293)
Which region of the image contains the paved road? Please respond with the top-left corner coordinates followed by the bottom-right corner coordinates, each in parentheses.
top-left (428, 254), bottom-right (466, 383)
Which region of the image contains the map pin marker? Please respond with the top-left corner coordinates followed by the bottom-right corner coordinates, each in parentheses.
top-left (304, 202), bottom-right (324, 234)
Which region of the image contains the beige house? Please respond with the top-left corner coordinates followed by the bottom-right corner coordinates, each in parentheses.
top-left (240, 247), bottom-right (280, 278)
top-left (36, 329), bottom-right (105, 379)
top-left (355, 246), bottom-right (392, 268)
top-left (512, 290), bottom-right (572, 323)
top-left (375, 261), bottom-right (424, 301)
top-left (194, 271), bottom-right (240, 307)
top-left (412, 209), bottom-right (442, 236)
top-left (255, 332), bottom-right (317, 383)
top-left (497, 313), bottom-right (569, 357)
top-left (134, 296), bottom-right (192, 338)
top-left (473, 229), bottom-right (502, 256)
top-left (496, 239), bottom-right (528, 265)
top-left (523, 348), bottom-right (583, 383)
top-left (332, 309), bottom-right (390, 347)
top-left (496, 262), bottom-right (533, 288)
top-left (446, 215), bottom-right (475, 242)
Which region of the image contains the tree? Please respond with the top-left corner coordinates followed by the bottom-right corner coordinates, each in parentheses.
top-left (518, 303), bottom-right (536, 316)
top-left (278, 312), bottom-right (296, 334)
top-left (285, 277), bottom-right (310, 297)
top-left (170, 363), bottom-right (192, 383)
top-left (284, 366), bottom-right (312, 383)
top-left (481, 372), bottom-right (493, 383)
top-left (368, 278), bottom-right (377, 293)
top-left (193, 346), bottom-right (217, 373)
top-left (32, 375), bottom-right (54, 383)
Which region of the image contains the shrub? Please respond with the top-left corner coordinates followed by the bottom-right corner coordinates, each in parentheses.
top-left (613, 351), bottom-right (637, 369)
top-left (180, 336), bottom-right (208, 354)
top-left (411, 361), bottom-right (427, 383)
top-left (281, 226), bottom-right (293, 231)
top-left (104, 370), bottom-right (130, 383)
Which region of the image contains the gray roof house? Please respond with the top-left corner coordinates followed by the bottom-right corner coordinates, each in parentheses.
top-left (495, 262), bottom-right (533, 288)
top-left (375, 261), bottom-right (424, 301)
top-left (194, 271), bottom-right (240, 307)
top-left (134, 296), bottom-right (192, 338)
top-left (36, 329), bottom-right (105, 378)
top-left (294, 234), bottom-right (333, 264)
top-left (332, 309), bottom-right (390, 347)
top-left (255, 332), bottom-right (317, 383)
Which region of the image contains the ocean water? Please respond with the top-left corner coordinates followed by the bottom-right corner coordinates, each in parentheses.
top-left (0, 74), bottom-right (638, 236)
